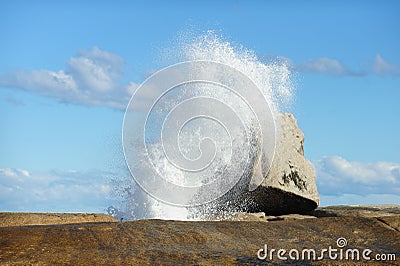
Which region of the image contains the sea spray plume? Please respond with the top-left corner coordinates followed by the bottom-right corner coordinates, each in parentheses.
top-left (113, 31), bottom-right (294, 221)
top-left (188, 118), bottom-right (262, 219)
top-left (123, 61), bottom-right (274, 204)
top-left (179, 31), bottom-right (293, 111)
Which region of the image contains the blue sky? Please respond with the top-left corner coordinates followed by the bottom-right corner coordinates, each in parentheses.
top-left (1, 1), bottom-right (399, 213)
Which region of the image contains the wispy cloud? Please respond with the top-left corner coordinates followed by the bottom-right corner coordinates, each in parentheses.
top-left (272, 55), bottom-right (400, 77)
top-left (0, 168), bottom-right (117, 212)
top-left (2, 49), bottom-right (400, 110)
top-left (372, 54), bottom-right (400, 76)
top-left (0, 47), bottom-right (137, 109)
top-left (314, 156), bottom-right (400, 197)
top-left (296, 57), bottom-right (364, 76)
top-left (273, 56), bottom-right (364, 77)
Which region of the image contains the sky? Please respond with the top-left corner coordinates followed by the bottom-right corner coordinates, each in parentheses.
top-left (1, 0), bottom-right (399, 213)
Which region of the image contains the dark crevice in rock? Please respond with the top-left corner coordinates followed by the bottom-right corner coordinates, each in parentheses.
top-left (298, 139), bottom-right (304, 155)
top-left (376, 217), bottom-right (400, 232)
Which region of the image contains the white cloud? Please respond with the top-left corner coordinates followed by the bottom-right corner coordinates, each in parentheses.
top-left (2, 48), bottom-right (399, 110)
top-left (0, 47), bottom-right (137, 109)
top-left (372, 54), bottom-right (400, 76)
top-left (265, 55), bottom-right (400, 77)
top-left (0, 168), bottom-right (30, 178)
top-left (314, 156), bottom-right (400, 196)
top-left (0, 168), bottom-right (117, 212)
top-left (68, 47), bottom-right (124, 92)
top-left (263, 55), bottom-right (365, 76)
top-left (297, 57), bottom-right (363, 76)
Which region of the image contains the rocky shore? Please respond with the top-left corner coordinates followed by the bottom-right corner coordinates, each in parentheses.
top-left (1, 205), bottom-right (398, 265)
top-left (1, 114), bottom-right (397, 265)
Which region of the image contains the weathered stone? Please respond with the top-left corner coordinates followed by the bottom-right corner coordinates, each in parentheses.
top-left (1, 207), bottom-right (399, 265)
top-left (0, 212), bottom-right (117, 227)
top-left (199, 113), bottom-right (319, 216)
top-left (247, 113), bottom-right (319, 214)
top-left (311, 204), bottom-right (400, 218)
top-left (271, 214), bottom-right (317, 220)
top-left (206, 212), bottom-right (317, 222)
top-left (377, 215), bottom-right (400, 232)
top-left (207, 212), bottom-right (268, 222)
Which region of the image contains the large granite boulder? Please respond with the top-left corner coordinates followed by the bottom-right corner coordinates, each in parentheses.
top-left (196, 112), bottom-right (319, 216)
top-left (246, 113), bottom-right (319, 214)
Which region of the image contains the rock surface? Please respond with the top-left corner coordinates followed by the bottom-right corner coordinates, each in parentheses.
top-left (311, 204), bottom-right (400, 218)
top-left (0, 206), bottom-right (399, 265)
top-left (205, 212), bottom-right (318, 222)
top-left (0, 212), bottom-right (117, 227)
top-left (246, 113), bottom-right (319, 214)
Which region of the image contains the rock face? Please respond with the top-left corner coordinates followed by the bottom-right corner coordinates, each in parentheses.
top-left (202, 112), bottom-right (319, 216)
top-left (1, 206), bottom-right (399, 265)
top-left (0, 213), bottom-right (117, 227)
top-left (247, 113), bottom-right (319, 214)
top-left (311, 204), bottom-right (400, 218)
